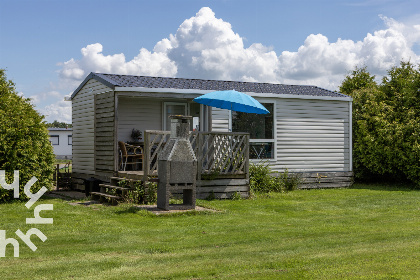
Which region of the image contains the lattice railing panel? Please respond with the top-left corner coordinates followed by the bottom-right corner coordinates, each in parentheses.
top-left (144, 131), bottom-right (249, 178)
top-left (189, 132), bottom-right (199, 156)
top-left (198, 132), bottom-right (249, 175)
top-left (144, 130), bottom-right (170, 176)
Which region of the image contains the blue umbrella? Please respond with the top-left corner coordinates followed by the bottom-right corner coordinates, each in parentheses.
top-left (193, 90), bottom-right (269, 114)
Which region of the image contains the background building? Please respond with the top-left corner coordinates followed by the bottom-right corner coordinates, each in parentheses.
top-left (48, 127), bottom-right (72, 159)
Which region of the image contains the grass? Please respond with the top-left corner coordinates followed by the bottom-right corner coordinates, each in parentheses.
top-left (54, 160), bottom-right (72, 174)
top-left (0, 183), bottom-right (419, 279)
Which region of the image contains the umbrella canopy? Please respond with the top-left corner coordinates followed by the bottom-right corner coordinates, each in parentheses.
top-left (193, 90), bottom-right (269, 114)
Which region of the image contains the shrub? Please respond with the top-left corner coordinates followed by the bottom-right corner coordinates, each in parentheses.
top-left (340, 62), bottom-right (420, 186)
top-left (206, 190), bottom-right (216, 201)
top-left (250, 162), bottom-right (303, 193)
top-left (144, 182), bottom-right (157, 204)
top-left (0, 69), bottom-right (55, 202)
top-left (230, 191), bottom-right (242, 200)
top-left (122, 180), bottom-right (157, 205)
top-left (249, 162), bottom-right (273, 193)
top-left (249, 162), bottom-right (282, 193)
top-left (278, 168), bottom-right (303, 192)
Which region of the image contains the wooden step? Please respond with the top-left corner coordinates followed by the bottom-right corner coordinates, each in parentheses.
top-left (117, 171), bottom-right (144, 180)
top-left (110, 176), bottom-right (158, 183)
top-left (90, 192), bottom-right (122, 200)
top-left (90, 192), bottom-right (122, 206)
top-left (99, 183), bottom-right (131, 191)
top-left (148, 178), bottom-right (159, 183)
top-left (110, 176), bottom-right (133, 182)
top-left (110, 177), bottom-right (132, 185)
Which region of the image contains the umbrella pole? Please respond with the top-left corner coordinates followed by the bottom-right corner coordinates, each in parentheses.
top-left (229, 108), bottom-right (233, 171)
top-left (228, 110), bottom-right (232, 132)
top-left (228, 103), bottom-right (233, 132)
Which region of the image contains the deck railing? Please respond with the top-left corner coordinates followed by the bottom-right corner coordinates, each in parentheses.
top-left (143, 130), bottom-right (171, 176)
top-left (195, 132), bottom-right (249, 179)
top-left (143, 130), bottom-right (249, 179)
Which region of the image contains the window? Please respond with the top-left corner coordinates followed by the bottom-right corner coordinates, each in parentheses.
top-left (163, 102), bottom-right (187, 131)
top-left (68, 135), bottom-right (72, 145)
top-left (189, 102), bottom-right (201, 131)
top-left (50, 135), bottom-right (59, 145)
top-left (232, 103), bottom-right (274, 159)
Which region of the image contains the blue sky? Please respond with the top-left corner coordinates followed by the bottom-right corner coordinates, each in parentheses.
top-left (1, 0), bottom-right (419, 123)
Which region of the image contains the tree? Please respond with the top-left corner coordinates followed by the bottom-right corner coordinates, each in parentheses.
top-left (0, 69), bottom-right (55, 202)
top-left (46, 120), bottom-right (72, 128)
top-left (379, 62), bottom-right (420, 184)
top-left (340, 62), bottom-right (420, 186)
top-left (340, 67), bottom-right (380, 180)
top-left (340, 66), bottom-right (377, 95)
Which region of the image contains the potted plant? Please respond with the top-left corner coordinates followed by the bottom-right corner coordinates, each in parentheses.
top-left (131, 129), bottom-right (142, 142)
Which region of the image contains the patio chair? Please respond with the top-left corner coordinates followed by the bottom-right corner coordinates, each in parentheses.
top-left (118, 141), bottom-right (143, 171)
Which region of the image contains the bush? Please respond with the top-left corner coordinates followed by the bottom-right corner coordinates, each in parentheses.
top-left (206, 191), bottom-right (216, 201)
top-left (230, 191), bottom-right (242, 200)
top-left (249, 162), bottom-right (280, 193)
top-left (340, 62), bottom-right (420, 186)
top-left (0, 69), bottom-right (55, 202)
top-left (122, 179), bottom-right (157, 205)
top-left (278, 168), bottom-right (303, 192)
top-left (249, 162), bottom-right (302, 193)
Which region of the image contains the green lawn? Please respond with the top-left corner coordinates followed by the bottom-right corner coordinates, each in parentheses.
top-left (55, 160), bottom-right (72, 173)
top-left (1, 184), bottom-right (419, 279)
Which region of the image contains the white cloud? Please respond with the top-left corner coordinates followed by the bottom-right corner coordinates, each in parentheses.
top-left (58, 42), bottom-right (177, 83)
top-left (56, 6), bottom-right (420, 93)
top-left (29, 90), bottom-right (62, 106)
top-left (40, 98), bottom-right (72, 123)
top-left (279, 34), bottom-right (362, 81)
top-left (277, 15), bottom-right (420, 88)
top-left (164, 7), bottom-right (279, 82)
top-left (23, 90), bottom-right (71, 123)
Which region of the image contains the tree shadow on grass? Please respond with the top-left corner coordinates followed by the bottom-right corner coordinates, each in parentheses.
top-left (114, 205), bottom-right (148, 215)
top-left (350, 181), bottom-right (419, 192)
top-left (114, 204), bottom-right (221, 217)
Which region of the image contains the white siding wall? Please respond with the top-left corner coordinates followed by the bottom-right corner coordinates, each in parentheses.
top-left (210, 97), bottom-right (352, 173)
top-left (72, 79), bottom-right (112, 175)
top-left (211, 107), bottom-right (230, 132)
top-left (272, 98), bottom-right (350, 172)
top-left (117, 97), bottom-right (162, 142)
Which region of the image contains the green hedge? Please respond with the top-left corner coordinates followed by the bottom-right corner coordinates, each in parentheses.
top-left (0, 69), bottom-right (55, 202)
top-left (340, 62), bottom-right (420, 186)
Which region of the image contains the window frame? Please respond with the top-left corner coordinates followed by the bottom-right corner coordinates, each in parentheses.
top-left (50, 135), bottom-right (59, 146)
top-left (163, 102), bottom-right (188, 131)
top-left (231, 101), bottom-right (276, 161)
top-left (68, 135), bottom-right (72, 145)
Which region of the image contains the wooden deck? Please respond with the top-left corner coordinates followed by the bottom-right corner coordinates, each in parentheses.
top-left (117, 170), bottom-right (145, 180)
top-left (114, 131), bottom-right (251, 199)
top-left (74, 131), bottom-right (251, 198)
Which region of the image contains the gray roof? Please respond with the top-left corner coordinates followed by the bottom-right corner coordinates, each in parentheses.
top-left (72, 72), bottom-right (348, 98)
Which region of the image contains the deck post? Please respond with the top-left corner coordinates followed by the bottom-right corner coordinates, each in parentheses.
top-left (245, 134), bottom-right (250, 181)
top-left (144, 131), bottom-right (150, 179)
top-left (197, 133), bottom-right (203, 181)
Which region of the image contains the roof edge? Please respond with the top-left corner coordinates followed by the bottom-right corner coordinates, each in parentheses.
top-left (47, 127), bottom-right (73, 131)
top-left (70, 72), bottom-right (116, 99)
top-left (115, 87), bottom-right (352, 101)
top-left (71, 72), bottom-right (350, 100)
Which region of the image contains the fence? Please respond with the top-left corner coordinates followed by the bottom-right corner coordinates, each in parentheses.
top-left (143, 131), bottom-right (249, 179)
top-left (54, 163), bottom-right (72, 190)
